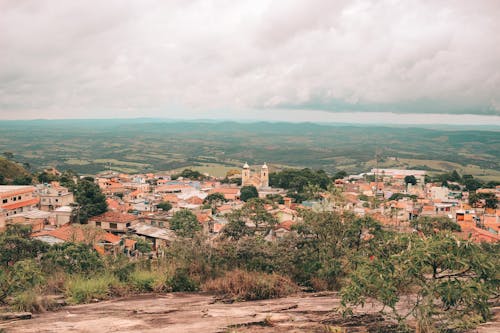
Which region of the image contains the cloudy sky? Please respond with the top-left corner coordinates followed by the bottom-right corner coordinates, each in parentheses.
top-left (1, 0), bottom-right (500, 123)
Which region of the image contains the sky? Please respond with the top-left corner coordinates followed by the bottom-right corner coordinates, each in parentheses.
top-left (1, 0), bottom-right (500, 124)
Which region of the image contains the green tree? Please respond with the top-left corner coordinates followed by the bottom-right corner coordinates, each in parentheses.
top-left (203, 192), bottom-right (227, 214)
top-left (404, 175), bottom-right (417, 186)
top-left (341, 233), bottom-right (498, 331)
top-left (241, 198), bottom-right (278, 230)
top-left (12, 175), bottom-right (32, 185)
top-left (134, 238), bottom-right (153, 254)
top-left (411, 216), bottom-right (461, 236)
top-left (41, 243), bottom-right (104, 275)
top-left (156, 201), bottom-right (173, 212)
top-left (75, 178), bottom-right (108, 223)
top-left (170, 209), bottom-right (201, 237)
top-left (221, 210), bottom-right (252, 240)
top-left (0, 174), bottom-right (5, 185)
top-left (240, 185), bottom-right (259, 202)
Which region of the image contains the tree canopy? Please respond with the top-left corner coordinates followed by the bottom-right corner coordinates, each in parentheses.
top-left (239, 185), bottom-right (259, 202)
top-left (169, 209), bottom-right (201, 237)
top-left (75, 178), bottom-right (108, 223)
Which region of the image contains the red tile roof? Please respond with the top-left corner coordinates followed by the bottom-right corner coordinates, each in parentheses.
top-left (2, 197), bottom-right (39, 210)
top-left (89, 211), bottom-right (137, 224)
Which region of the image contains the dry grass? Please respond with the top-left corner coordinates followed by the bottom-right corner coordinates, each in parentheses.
top-left (203, 270), bottom-right (298, 301)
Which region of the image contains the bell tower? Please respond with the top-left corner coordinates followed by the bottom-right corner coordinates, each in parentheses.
top-left (260, 162), bottom-right (269, 188)
top-left (242, 162), bottom-right (251, 186)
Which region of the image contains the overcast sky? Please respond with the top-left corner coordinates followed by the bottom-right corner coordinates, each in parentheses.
top-left (1, 0), bottom-right (500, 123)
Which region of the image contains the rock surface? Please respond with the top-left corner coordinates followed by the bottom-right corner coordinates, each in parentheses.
top-left (0, 292), bottom-right (498, 333)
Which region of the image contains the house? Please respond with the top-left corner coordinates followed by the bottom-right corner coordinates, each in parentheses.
top-left (88, 211), bottom-right (138, 233)
top-left (129, 222), bottom-right (176, 250)
top-left (0, 186), bottom-right (39, 218)
top-left (37, 182), bottom-right (74, 211)
top-left (5, 209), bottom-right (54, 232)
top-left (31, 224), bottom-right (122, 255)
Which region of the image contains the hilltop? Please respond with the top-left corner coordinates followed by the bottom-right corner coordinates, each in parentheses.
top-left (0, 157), bottom-right (29, 182)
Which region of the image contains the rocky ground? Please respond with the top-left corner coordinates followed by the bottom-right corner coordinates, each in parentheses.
top-left (1, 292), bottom-right (498, 333)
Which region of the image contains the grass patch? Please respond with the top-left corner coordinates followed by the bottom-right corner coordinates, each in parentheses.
top-left (10, 290), bottom-right (58, 313)
top-left (203, 270), bottom-right (298, 301)
top-left (64, 274), bottom-right (120, 304)
top-left (129, 270), bottom-right (168, 292)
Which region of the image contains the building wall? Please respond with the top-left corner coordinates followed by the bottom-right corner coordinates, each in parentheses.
top-left (39, 193), bottom-right (74, 211)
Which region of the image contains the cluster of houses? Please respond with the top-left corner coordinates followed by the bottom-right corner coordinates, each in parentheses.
top-left (0, 165), bottom-right (498, 256)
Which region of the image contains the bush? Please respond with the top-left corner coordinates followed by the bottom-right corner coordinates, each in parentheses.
top-left (65, 275), bottom-right (119, 304)
top-left (11, 290), bottom-right (57, 313)
top-left (168, 268), bottom-right (199, 292)
top-left (203, 270), bottom-right (298, 301)
top-left (129, 270), bottom-right (167, 292)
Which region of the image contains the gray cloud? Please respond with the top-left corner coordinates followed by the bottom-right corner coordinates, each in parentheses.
top-left (0, 0), bottom-right (499, 119)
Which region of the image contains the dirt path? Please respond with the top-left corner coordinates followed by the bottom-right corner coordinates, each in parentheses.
top-left (1, 292), bottom-right (498, 333)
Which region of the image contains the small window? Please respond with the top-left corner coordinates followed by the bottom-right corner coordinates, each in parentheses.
top-left (12, 197), bottom-right (17, 201)
top-left (96, 222), bottom-right (102, 227)
top-left (126, 223), bottom-right (131, 228)
top-left (18, 196), bottom-right (21, 200)
top-left (2, 199), bottom-right (7, 204)
top-left (110, 223), bottom-right (117, 229)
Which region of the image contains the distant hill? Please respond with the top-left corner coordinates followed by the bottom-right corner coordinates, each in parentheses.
top-left (0, 157), bottom-right (29, 181)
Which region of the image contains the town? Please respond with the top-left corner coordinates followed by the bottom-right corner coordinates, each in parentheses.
top-left (1, 163), bottom-right (498, 253)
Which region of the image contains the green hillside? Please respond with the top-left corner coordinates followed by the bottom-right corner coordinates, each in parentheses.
top-left (0, 157), bottom-right (29, 181)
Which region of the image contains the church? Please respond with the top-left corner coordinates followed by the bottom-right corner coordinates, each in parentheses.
top-left (241, 162), bottom-right (269, 189)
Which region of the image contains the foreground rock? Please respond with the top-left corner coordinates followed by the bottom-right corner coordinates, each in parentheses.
top-left (0, 292), bottom-right (498, 333)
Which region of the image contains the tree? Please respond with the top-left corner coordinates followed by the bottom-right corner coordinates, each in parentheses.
top-left (449, 170), bottom-right (461, 182)
top-left (12, 175), bottom-right (32, 185)
top-left (170, 209), bottom-right (201, 237)
top-left (469, 192), bottom-right (498, 209)
top-left (411, 216), bottom-right (461, 236)
top-left (240, 185), bottom-right (258, 202)
top-left (0, 174), bottom-right (5, 185)
top-left (134, 238), bottom-right (153, 254)
top-left (241, 198), bottom-right (277, 230)
top-left (157, 201), bottom-right (173, 212)
top-left (221, 210), bottom-right (252, 240)
top-left (341, 233), bottom-right (498, 331)
top-left (404, 175), bottom-right (417, 186)
top-left (203, 192), bottom-right (227, 214)
top-left (75, 178), bottom-right (108, 223)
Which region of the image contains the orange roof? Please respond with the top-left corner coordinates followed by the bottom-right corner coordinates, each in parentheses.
top-left (163, 194), bottom-right (179, 203)
top-left (213, 223), bottom-right (223, 233)
top-left (89, 211), bottom-right (137, 224)
top-left (0, 186), bottom-right (36, 198)
top-left (196, 213), bottom-right (211, 223)
top-left (276, 220), bottom-right (294, 231)
top-left (124, 238), bottom-right (137, 249)
top-left (32, 224), bottom-right (122, 245)
top-left (186, 196), bottom-right (204, 205)
top-left (2, 197), bottom-right (39, 210)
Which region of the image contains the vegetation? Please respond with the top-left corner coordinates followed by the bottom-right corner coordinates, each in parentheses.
top-left (0, 120), bottom-right (498, 180)
top-left (74, 178), bottom-right (108, 223)
top-left (239, 185), bottom-right (259, 202)
top-left (169, 209), bottom-right (201, 237)
top-left (203, 270), bottom-right (298, 301)
top-left (156, 201), bottom-right (173, 212)
top-left (0, 200), bottom-right (498, 331)
top-left (171, 168), bottom-right (206, 180)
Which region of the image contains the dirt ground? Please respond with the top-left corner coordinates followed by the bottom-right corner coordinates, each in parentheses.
top-left (1, 292), bottom-right (498, 333)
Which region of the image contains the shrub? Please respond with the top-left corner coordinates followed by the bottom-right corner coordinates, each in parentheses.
top-left (65, 274), bottom-right (119, 304)
top-left (203, 270), bottom-right (298, 301)
top-left (129, 270), bottom-right (167, 292)
top-left (168, 268), bottom-right (199, 292)
top-left (11, 290), bottom-right (57, 313)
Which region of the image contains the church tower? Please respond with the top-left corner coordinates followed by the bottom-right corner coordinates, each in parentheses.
top-left (260, 162), bottom-right (269, 188)
top-left (242, 162), bottom-right (251, 186)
